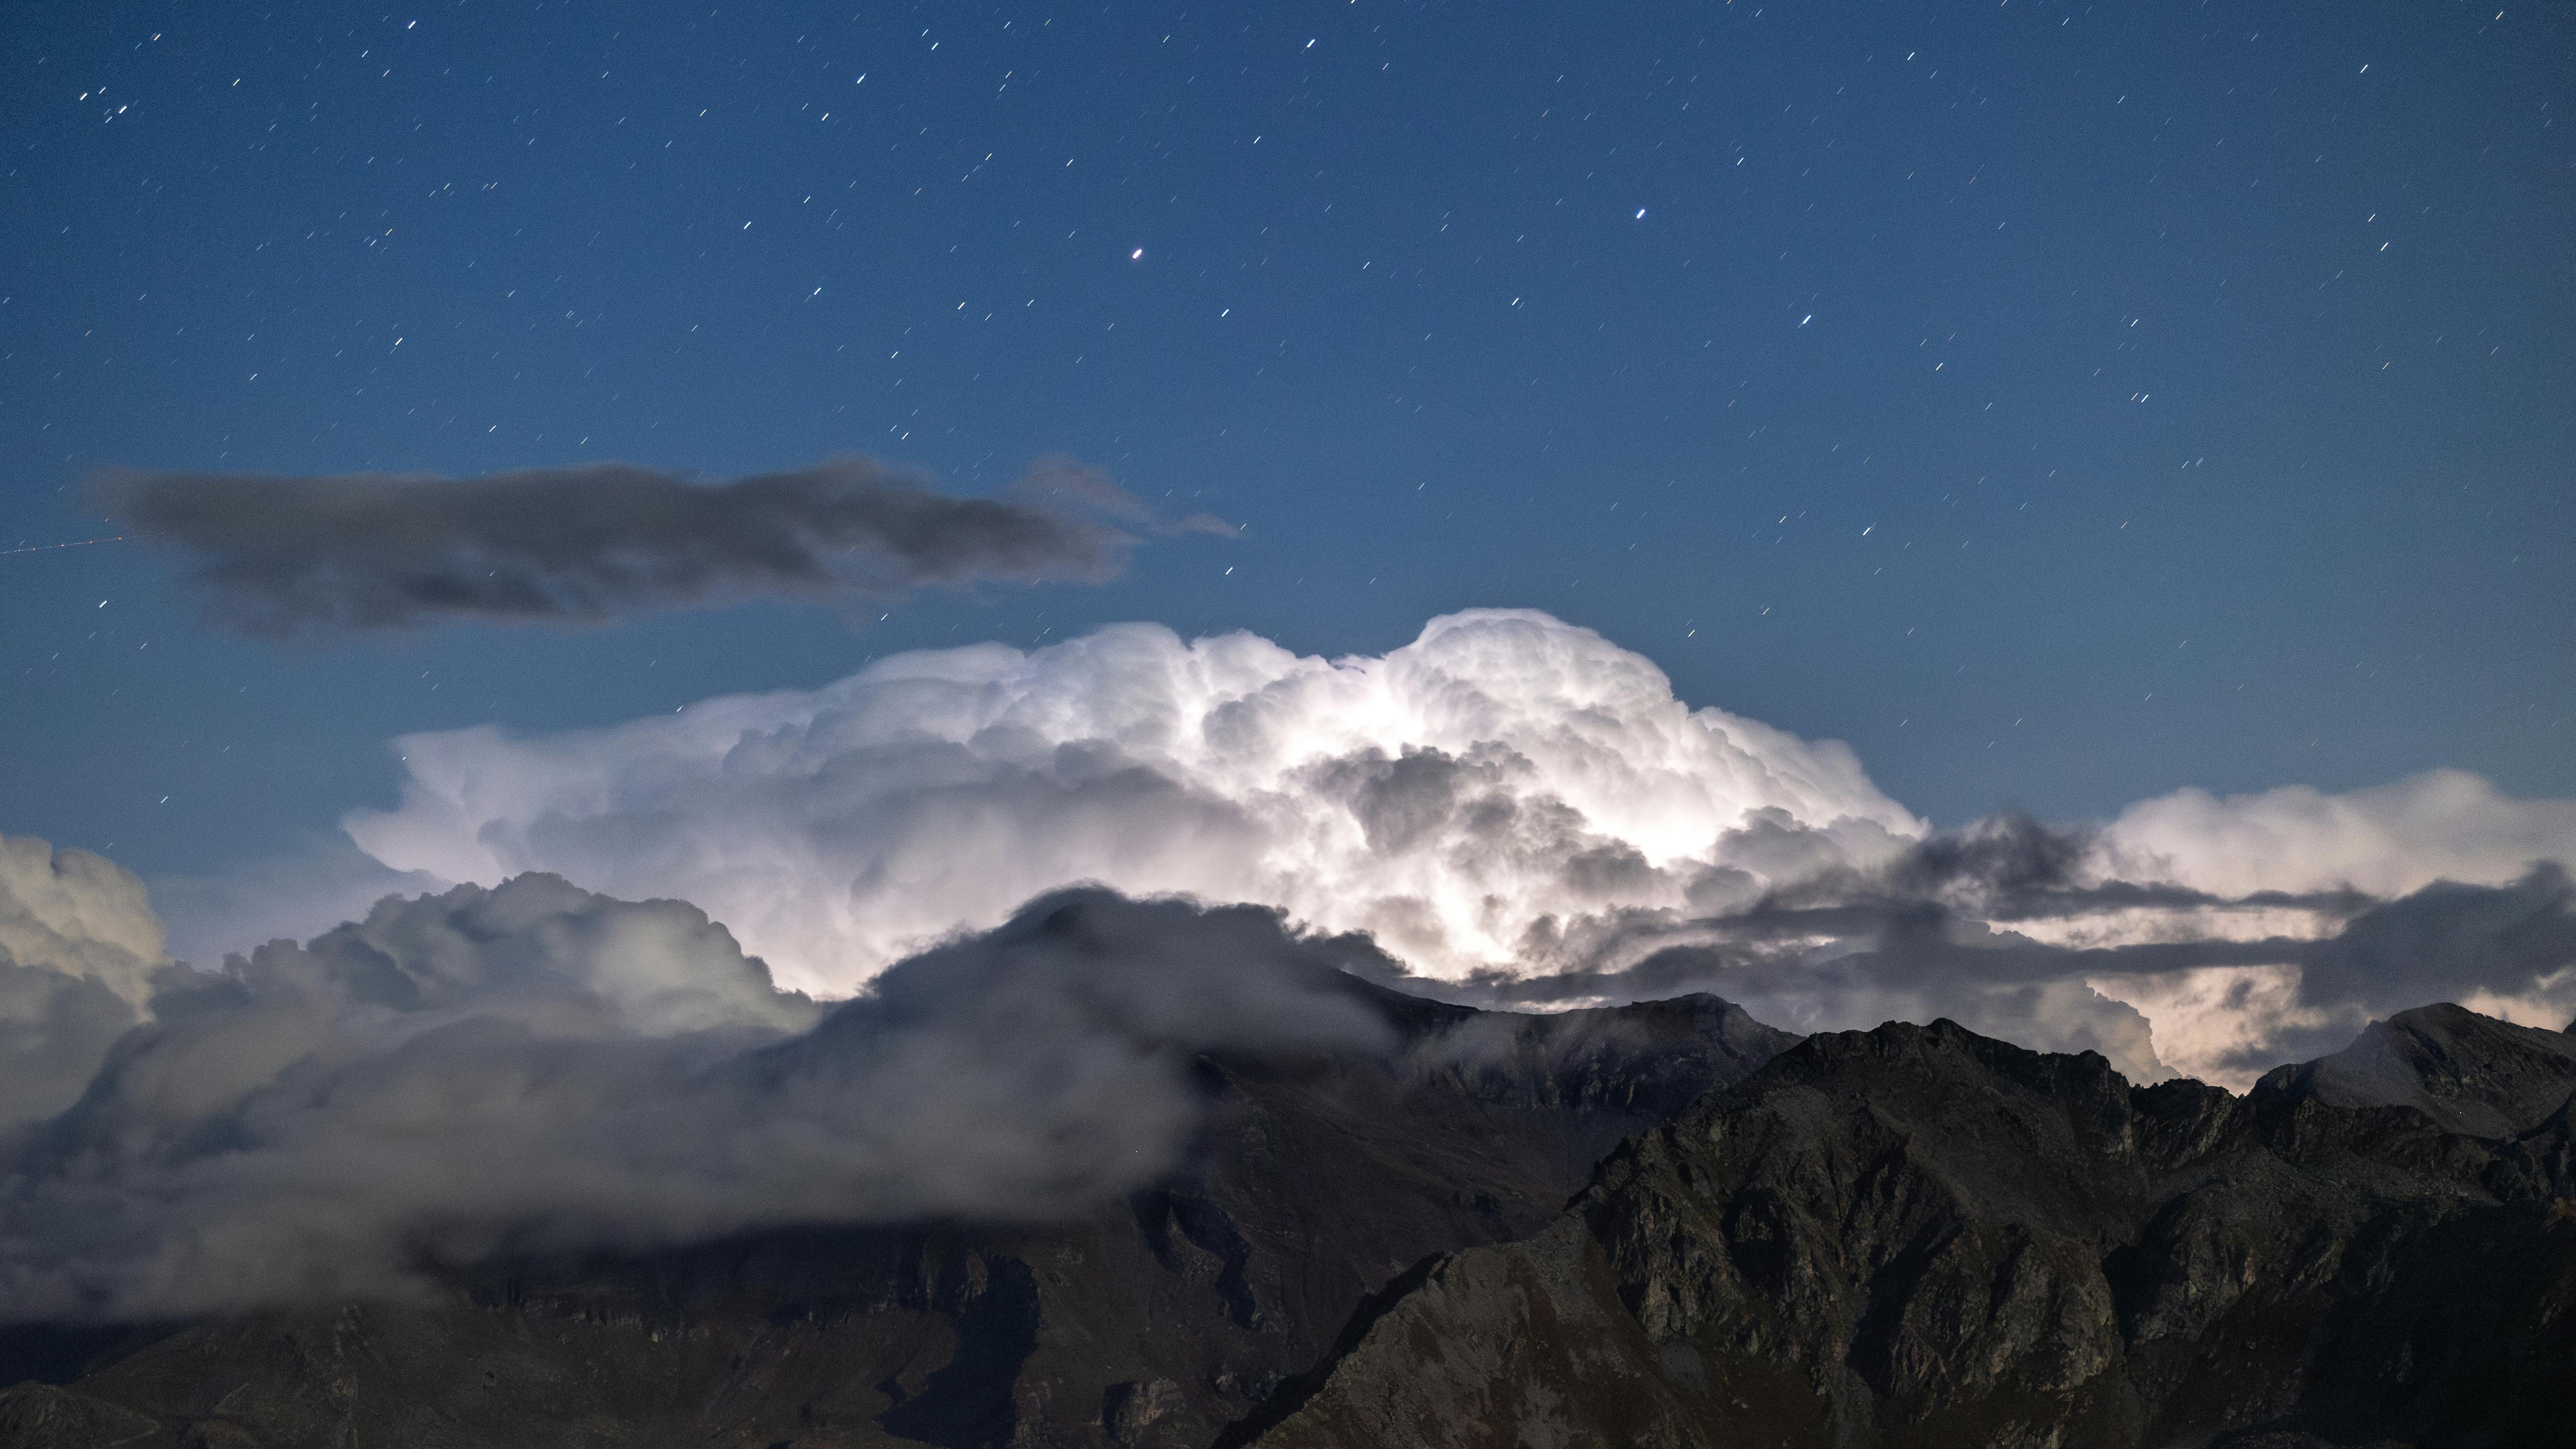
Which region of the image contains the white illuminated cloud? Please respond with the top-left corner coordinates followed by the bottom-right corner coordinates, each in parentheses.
top-left (326, 609), bottom-right (2576, 1091)
top-left (0, 835), bottom-right (172, 1126)
top-left (0, 833), bottom-right (166, 1008)
top-left (347, 609), bottom-right (1924, 995)
top-left (2097, 769), bottom-right (2576, 897)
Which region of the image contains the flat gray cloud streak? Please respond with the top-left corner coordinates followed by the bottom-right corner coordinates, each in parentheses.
top-left (89, 454), bottom-right (1234, 634)
top-left (1442, 814), bottom-right (2576, 1084)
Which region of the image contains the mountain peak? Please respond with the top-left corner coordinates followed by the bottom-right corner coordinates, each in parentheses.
top-left (2252, 1001), bottom-right (2576, 1139)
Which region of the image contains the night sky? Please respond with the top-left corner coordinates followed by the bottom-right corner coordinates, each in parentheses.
top-left (3, 0), bottom-right (2571, 950)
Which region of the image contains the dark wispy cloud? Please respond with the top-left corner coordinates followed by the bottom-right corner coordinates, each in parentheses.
top-left (1432, 816), bottom-right (2576, 1085)
top-left (88, 454), bottom-right (1234, 635)
top-left (1753, 811), bottom-right (2375, 923)
top-left (2301, 863), bottom-right (2576, 1022)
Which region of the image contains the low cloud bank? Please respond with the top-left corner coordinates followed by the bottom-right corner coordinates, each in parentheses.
top-left (2099, 769), bottom-right (2576, 898)
top-left (0, 857), bottom-right (1395, 1322)
top-left (91, 454), bottom-right (1230, 635)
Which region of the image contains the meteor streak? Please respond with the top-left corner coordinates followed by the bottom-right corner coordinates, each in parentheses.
top-left (0, 536), bottom-right (126, 557)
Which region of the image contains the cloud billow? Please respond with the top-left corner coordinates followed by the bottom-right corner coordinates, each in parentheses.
top-left (335, 610), bottom-right (2576, 1088)
top-left (345, 609), bottom-right (1927, 996)
top-left (89, 454), bottom-right (1232, 635)
top-left (0, 859), bottom-right (1398, 1323)
top-left (0, 835), bottom-right (182, 1129)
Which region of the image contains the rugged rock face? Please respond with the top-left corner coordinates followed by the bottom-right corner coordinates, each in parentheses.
top-left (1235, 1006), bottom-right (2576, 1449)
top-left (2255, 1001), bottom-right (2576, 1140)
top-left (0, 988), bottom-right (1791, 1449)
top-left (0, 1382), bottom-right (159, 1449)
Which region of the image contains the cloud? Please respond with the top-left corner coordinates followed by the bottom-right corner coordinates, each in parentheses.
top-left (2098, 769), bottom-right (2576, 897)
top-left (1410, 855), bottom-right (2571, 1090)
top-left (2299, 862), bottom-right (2576, 1023)
top-left (0, 873), bottom-right (1398, 1323)
top-left (1733, 797), bottom-right (2576, 1084)
top-left (90, 454), bottom-right (1232, 635)
top-left (0, 835), bottom-right (167, 1007)
top-left (0, 836), bottom-right (174, 1127)
top-left (1408, 816), bottom-right (2232, 1083)
top-left (344, 609), bottom-right (1925, 996)
top-left (326, 609), bottom-right (2576, 1086)
top-left (2084, 864), bottom-right (2576, 1083)
top-left (144, 833), bottom-right (451, 974)
top-left (1467, 820), bottom-right (2576, 1088)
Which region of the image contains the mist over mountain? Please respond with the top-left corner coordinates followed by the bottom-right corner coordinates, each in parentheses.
top-left (0, 856), bottom-right (1800, 1447)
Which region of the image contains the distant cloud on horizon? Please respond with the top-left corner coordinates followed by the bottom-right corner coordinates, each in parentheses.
top-left (88, 453), bottom-right (1235, 636)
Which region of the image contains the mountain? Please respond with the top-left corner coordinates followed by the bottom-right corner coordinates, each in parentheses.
top-left (0, 985), bottom-right (1792, 1449)
top-left (1230, 1005), bottom-right (2576, 1449)
top-left (2251, 1001), bottom-right (2576, 1140)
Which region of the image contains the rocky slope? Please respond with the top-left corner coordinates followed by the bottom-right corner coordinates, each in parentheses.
top-left (1233, 1005), bottom-right (2576, 1449)
top-left (0, 985), bottom-right (1791, 1449)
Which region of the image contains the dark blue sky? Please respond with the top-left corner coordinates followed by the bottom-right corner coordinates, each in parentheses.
top-left (3, 0), bottom-right (2570, 891)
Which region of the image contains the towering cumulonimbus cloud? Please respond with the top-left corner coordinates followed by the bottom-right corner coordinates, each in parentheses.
top-left (89, 454), bottom-right (1234, 635)
top-left (336, 610), bottom-right (2576, 1088)
top-left (345, 609), bottom-right (1926, 996)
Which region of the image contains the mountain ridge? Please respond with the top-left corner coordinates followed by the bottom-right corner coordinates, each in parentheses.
top-left (1236, 1003), bottom-right (2576, 1449)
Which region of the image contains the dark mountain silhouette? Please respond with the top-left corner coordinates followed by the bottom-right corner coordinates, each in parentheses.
top-left (1232, 1004), bottom-right (2576, 1449)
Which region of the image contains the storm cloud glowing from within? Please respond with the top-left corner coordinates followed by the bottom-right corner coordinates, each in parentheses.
top-left (341, 609), bottom-right (2576, 1087)
top-left (346, 610), bottom-right (1923, 988)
